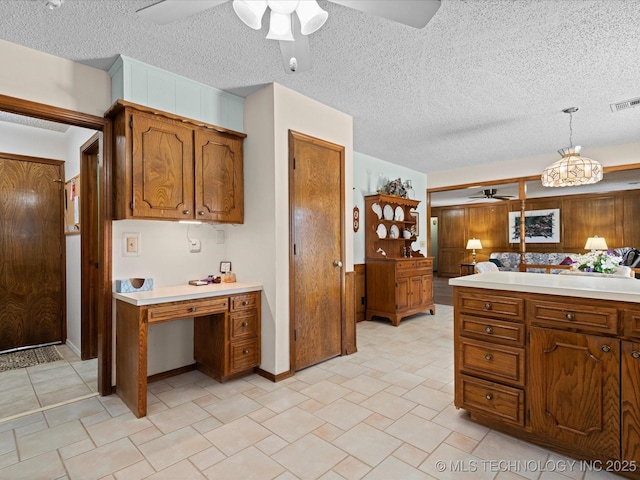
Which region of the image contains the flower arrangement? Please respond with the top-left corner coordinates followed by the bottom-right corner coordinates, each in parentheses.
top-left (571, 250), bottom-right (622, 274)
top-left (379, 178), bottom-right (412, 198)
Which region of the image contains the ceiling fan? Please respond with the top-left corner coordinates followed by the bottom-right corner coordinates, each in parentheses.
top-left (469, 189), bottom-right (516, 201)
top-left (136, 0), bottom-right (441, 73)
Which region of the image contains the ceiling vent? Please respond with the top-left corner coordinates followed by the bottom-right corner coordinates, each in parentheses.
top-left (610, 97), bottom-right (640, 112)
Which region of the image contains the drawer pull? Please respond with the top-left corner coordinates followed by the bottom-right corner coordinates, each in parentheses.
top-left (485, 393), bottom-right (493, 400)
top-left (183, 209), bottom-right (190, 215)
top-left (243, 300), bottom-right (249, 306)
top-left (484, 302), bottom-right (492, 311)
top-left (566, 312), bottom-right (575, 321)
top-left (242, 321), bottom-right (249, 327)
top-left (601, 345), bottom-right (611, 353)
top-left (632, 351), bottom-right (640, 359)
top-left (243, 349), bottom-right (249, 355)
top-left (189, 307), bottom-right (197, 313)
top-left (198, 210), bottom-right (205, 216)
top-left (485, 326), bottom-right (493, 334)
top-left (485, 353), bottom-right (493, 361)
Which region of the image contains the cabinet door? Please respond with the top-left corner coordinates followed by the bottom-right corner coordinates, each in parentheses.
top-left (530, 327), bottom-right (620, 459)
top-left (396, 278), bottom-right (410, 311)
top-left (131, 112), bottom-right (194, 219)
top-left (409, 276), bottom-right (423, 309)
top-left (194, 130), bottom-right (244, 223)
top-left (622, 341), bottom-right (640, 461)
top-left (421, 274), bottom-right (433, 306)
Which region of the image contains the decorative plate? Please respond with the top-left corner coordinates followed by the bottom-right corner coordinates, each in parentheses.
top-left (394, 206), bottom-right (404, 221)
top-left (383, 204), bottom-right (394, 221)
top-left (389, 224), bottom-right (400, 239)
top-left (376, 223), bottom-right (387, 239)
top-left (371, 203), bottom-right (382, 219)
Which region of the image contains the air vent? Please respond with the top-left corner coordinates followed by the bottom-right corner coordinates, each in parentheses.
top-left (611, 97), bottom-right (640, 112)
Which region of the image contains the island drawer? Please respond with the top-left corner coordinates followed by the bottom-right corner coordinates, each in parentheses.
top-left (459, 314), bottom-right (525, 346)
top-left (457, 374), bottom-right (525, 427)
top-left (458, 338), bottom-right (525, 386)
top-left (529, 300), bottom-right (618, 334)
top-left (624, 309), bottom-right (640, 339)
top-left (147, 297), bottom-right (229, 323)
top-left (457, 291), bottom-right (524, 321)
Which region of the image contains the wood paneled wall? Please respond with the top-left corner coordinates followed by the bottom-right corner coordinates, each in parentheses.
top-left (432, 189), bottom-right (640, 277)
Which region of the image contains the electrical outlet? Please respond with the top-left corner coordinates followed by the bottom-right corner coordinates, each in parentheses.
top-left (189, 239), bottom-right (201, 253)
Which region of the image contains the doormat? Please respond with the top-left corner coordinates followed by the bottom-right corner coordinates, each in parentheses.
top-left (0, 346), bottom-right (63, 372)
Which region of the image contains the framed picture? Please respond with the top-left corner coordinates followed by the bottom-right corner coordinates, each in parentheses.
top-left (410, 211), bottom-right (419, 236)
top-left (220, 261), bottom-right (231, 273)
top-left (508, 209), bottom-right (560, 243)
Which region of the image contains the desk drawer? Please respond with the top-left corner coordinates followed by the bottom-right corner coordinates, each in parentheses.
top-left (457, 374), bottom-right (525, 427)
top-left (147, 297), bottom-right (228, 323)
top-left (230, 310), bottom-right (259, 340)
top-left (230, 292), bottom-right (259, 312)
top-left (529, 300), bottom-right (618, 334)
top-left (459, 338), bottom-right (525, 386)
top-left (460, 314), bottom-right (525, 346)
top-left (229, 339), bottom-right (260, 373)
top-left (458, 291), bottom-right (524, 321)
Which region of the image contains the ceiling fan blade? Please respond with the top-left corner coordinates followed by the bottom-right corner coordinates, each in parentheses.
top-left (328, 0), bottom-right (441, 29)
top-left (278, 15), bottom-right (312, 73)
top-left (136, 0), bottom-right (229, 25)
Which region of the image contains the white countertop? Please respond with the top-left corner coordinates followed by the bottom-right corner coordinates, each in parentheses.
top-left (113, 282), bottom-right (263, 306)
top-left (449, 271), bottom-right (640, 303)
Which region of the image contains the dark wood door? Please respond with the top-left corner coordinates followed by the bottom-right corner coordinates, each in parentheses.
top-left (131, 111), bottom-right (194, 220)
top-left (290, 130), bottom-right (344, 371)
top-left (0, 154), bottom-right (65, 351)
top-left (530, 327), bottom-right (620, 458)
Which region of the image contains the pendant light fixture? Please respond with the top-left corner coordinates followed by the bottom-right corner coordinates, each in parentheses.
top-left (541, 107), bottom-right (603, 187)
top-left (233, 0), bottom-right (328, 42)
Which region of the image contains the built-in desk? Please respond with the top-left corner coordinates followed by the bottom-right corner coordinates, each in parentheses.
top-left (113, 282), bottom-right (262, 418)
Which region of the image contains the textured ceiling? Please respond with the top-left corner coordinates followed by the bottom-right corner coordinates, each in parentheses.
top-left (0, 0), bottom-right (639, 174)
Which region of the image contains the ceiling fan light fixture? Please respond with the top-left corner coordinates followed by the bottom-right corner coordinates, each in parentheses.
top-left (541, 107), bottom-right (603, 188)
top-left (295, 0), bottom-right (328, 35)
top-left (232, 0), bottom-right (268, 30)
top-left (266, 11), bottom-right (295, 41)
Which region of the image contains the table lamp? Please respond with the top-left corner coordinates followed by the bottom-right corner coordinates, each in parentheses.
top-left (584, 235), bottom-right (607, 251)
top-left (466, 238), bottom-right (483, 264)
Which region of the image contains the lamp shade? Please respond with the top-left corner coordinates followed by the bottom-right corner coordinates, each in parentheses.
top-left (266, 10), bottom-right (295, 40)
top-left (466, 238), bottom-right (482, 250)
top-left (233, 0), bottom-right (268, 29)
top-left (295, 0), bottom-right (328, 35)
top-left (585, 236), bottom-right (608, 250)
top-left (541, 146), bottom-right (603, 187)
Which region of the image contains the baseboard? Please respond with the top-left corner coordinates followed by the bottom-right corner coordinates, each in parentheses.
top-left (255, 368), bottom-right (294, 383)
top-left (63, 340), bottom-right (81, 358)
top-left (147, 363), bottom-right (197, 383)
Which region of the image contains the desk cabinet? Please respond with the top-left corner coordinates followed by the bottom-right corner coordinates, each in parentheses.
top-left (116, 290), bottom-right (261, 418)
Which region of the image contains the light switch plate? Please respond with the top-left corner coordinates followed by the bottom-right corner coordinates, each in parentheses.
top-left (123, 232), bottom-right (140, 257)
top-left (189, 238), bottom-right (201, 253)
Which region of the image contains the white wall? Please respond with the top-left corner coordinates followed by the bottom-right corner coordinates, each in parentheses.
top-left (353, 152), bottom-right (428, 263)
top-left (428, 142), bottom-right (640, 189)
top-left (234, 83), bottom-right (353, 376)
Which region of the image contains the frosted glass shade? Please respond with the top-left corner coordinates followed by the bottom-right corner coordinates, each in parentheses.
top-left (266, 11), bottom-right (295, 40)
top-left (233, 0), bottom-right (268, 30)
top-left (296, 0), bottom-right (328, 35)
top-left (541, 146), bottom-right (603, 187)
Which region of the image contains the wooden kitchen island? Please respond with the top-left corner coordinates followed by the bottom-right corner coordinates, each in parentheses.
top-left (113, 282), bottom-right (262, 418)
top-left (450, 272), bottom-right (640, 478)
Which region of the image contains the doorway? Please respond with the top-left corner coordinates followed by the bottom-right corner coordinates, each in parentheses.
top-left (289, 130), bottom-right (345, 371)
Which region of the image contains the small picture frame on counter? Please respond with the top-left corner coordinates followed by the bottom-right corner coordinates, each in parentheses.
top-left (220, 261), bottom-right (231, 273)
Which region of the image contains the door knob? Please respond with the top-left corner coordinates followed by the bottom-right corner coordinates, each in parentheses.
top-left (333, 260), bottom-right (343, 267)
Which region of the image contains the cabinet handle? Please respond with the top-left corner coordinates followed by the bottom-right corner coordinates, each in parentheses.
top-left (189, 307), bottom-right (197, 313)
top-left (183, 209), bottom-right (190, 215)
top-left (485, 353), bottom-right (493, 361)
top-left (242, 321), bottom-right (249, 327)
top-left (566, 312), bottom-right (575, 321)
top-left (243, 349), bottom-right (249, 354)
top-left (601, 345), bottom-right (611, 353)
top-left (484, 302), bottom-right (492, 310)
top-left (632, 351), bottom-right (640, 359)
top-left (485, 326), bottom-right (493, 334)
top-left (243, 300), bottom-right (249, 306)
top-left (485, 393), bottom-right (493, 400)
top-left (198, 211), bottom-right (205, 216)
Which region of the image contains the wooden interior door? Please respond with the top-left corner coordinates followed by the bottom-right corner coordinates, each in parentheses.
top-left (0, 153), bottom-right (65, 352)
top-left (290, 130), bottom-right (345, 371)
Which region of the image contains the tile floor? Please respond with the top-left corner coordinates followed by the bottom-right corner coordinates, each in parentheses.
top-left (0, 345), bottom-right (98, 420)
top-left (0, 306), bottom-right (623, 479)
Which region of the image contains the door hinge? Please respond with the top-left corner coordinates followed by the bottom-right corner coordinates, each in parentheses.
top-left (130, 201), bottom-right (134, 211)
top-left (129, 117), bottom-right (133, 129)
top-left (294, 329), bottom-right (297, 341)
top-left (293, 244), bottom-right (297, 255)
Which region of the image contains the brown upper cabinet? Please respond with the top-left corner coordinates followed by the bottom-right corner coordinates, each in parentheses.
top-left (106, 100), bottom-right (246, 223)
